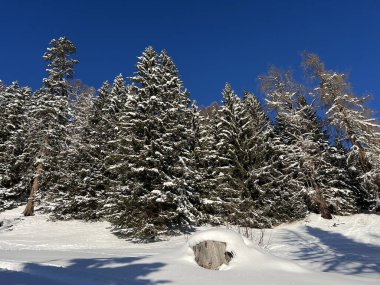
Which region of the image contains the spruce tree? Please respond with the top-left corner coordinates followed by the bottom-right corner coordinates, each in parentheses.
top-left (297, 94), bottom-right (360, 215)
top-left (50, 81), bottom-right (106, 220)
top-left (214, 84), bottom-right (249, 224)
top-left (62, 80), bottom-right (119, 220)
top-left (195, 102), bottom-right (221, 223)
top-left (213, 84), bottom-right (274, 227)
top-left (107, 47), bottom-right (200, 239)
top-left (0, 82), bottom-right (31, 212)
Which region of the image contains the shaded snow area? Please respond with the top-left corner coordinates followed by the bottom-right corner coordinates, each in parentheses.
top-left (0, 207), bottom-right (379, 284)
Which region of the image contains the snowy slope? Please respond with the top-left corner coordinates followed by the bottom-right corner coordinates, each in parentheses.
top-left (0, 206), bottom-right (379, 285)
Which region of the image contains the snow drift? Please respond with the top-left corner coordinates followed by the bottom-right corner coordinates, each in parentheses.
top-left (0, 207), bottom-right (379, 284)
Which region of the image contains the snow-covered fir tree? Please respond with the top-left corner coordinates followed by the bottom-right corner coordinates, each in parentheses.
top-left (107, 47), bottom-right (200, 239)
top-left (213, 84), bottom-right (247, 224)
top-left (212, 84), bottom-right (274, 227)
top-left (49, 81), bottom-right (107, 220)
top-left (0, 82), bottom-right (31, 212)
top-left (104, 73), bottom-right (129, 176)
top-left (194, 102), bottom-right (221, 223)
top-left (296, 94), bottom-right (361, 215)
top-left (53, 73), bottom-right (130, 220)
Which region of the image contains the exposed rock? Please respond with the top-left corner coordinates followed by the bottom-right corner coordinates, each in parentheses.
top-left (193, 240), bottom-right (233, 270)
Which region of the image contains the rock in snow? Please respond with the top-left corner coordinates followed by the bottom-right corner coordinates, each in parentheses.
top-left (192, 240), bottom-right (233, 270)
top-left (188, 228), bottom-right (248, 270)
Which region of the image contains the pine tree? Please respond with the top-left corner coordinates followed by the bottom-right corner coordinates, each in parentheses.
top-left (53, 74), bottom-right (129, 220)
top-left (318, 143), bottom-right (361, 215)
top-left (23, 37), bottom-right (78, 216)
top-left (0, 82), bottom-right (31, 212)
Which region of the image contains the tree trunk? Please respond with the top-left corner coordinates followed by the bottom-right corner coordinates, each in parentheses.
top-left (23, 163), bottom-right (43, 216)
top-left (310, 171), bottom-right (332, 220)
top-left (24, 124), bottom-right (50, 216)
top-left (318, 196), bottom-right (332, 219)
top-left (314, 181), bottom-right (332, 219)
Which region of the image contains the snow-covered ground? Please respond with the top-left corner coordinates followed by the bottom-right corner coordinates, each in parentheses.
top-left (0, 207), bottom-right (379, 285)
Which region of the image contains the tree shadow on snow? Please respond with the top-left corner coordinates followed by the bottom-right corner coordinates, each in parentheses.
top-left (0, 269), bottom-right (70, 285)
top-left (0, 256), bottom-right (170, 285)
top-left (284, 226), bottom-right (380, 275)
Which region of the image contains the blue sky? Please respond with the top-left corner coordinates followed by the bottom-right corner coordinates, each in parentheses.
top-left (1, 0), bottom-right (379, 114)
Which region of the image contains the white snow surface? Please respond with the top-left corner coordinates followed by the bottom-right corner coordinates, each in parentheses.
top-left (0, 206), bottom-right (379, 285)
top-left (187, 228), bottom-right (247, 253)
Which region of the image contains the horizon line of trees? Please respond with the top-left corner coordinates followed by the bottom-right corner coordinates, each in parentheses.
top-left (1, 37), bottom-right (379, 240)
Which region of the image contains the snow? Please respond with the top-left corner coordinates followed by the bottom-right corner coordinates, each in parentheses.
top-left (0, 207), bottom-right (379, 284)
top-left (201, 198), bottom-right (217, 205)
top-left (187, 228), bottom-right (247, 257)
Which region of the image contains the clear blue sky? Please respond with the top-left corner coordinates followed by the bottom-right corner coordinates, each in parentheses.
top-left (1, 0), bottom-right (379, 114)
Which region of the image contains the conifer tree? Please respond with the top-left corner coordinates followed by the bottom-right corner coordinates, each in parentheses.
top-left (3, 37), bottom-right (380, 231)
top-left (259, 68), bottom-right (326, 220)
top-left (214, 84), bottom-right (248, 223)
top-left (50, 81), bottom-right (105, 220)
top-left (23, 37), bottom-right (78, 216)
top-left (62, 80), bottom-right (119, 220)
top-left (214, 84), bottom-right (274, 227)
top-left (107, 47), bottom-right (200, 239)
top-left (0, 82), bottom-right (31, 211)
top-left (195, 103), bottom-right (221, 223)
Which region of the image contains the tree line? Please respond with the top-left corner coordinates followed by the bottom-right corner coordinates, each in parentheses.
top-left (1, 37), bottom-right (379, 240)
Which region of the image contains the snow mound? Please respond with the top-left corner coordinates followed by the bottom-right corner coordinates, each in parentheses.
top-left (184, 228), bottom-right (256, 269)
top-left (187, 228), bottom-right (248, 256)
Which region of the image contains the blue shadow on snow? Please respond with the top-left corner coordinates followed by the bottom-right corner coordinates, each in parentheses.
top-left (284, 226), bottom-right (380, 275)
top-left (0, 256), bottom-right (170, 285)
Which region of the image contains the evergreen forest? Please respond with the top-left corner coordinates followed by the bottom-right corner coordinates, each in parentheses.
top-left (1, 37), bottom-right (379, 240)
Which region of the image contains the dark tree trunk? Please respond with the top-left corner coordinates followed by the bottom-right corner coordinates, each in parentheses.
top-left (309, 170), bottom-right (332, 220)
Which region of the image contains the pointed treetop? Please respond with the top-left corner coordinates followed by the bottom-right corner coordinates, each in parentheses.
top-left (222, 83), bottom-right (238, 108)
top-left (137, 46), bottom-right (158, 68)
top-left (98, 81), bottom-right (110, 95)
top-left (130, 46), bottom-right (160, 94)
top-left (43, 37), bottom-right (79, 81)
top-left (111, 74), bottom-right (127, 95)
top-left (160, 50), bottom-right (178, 76)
